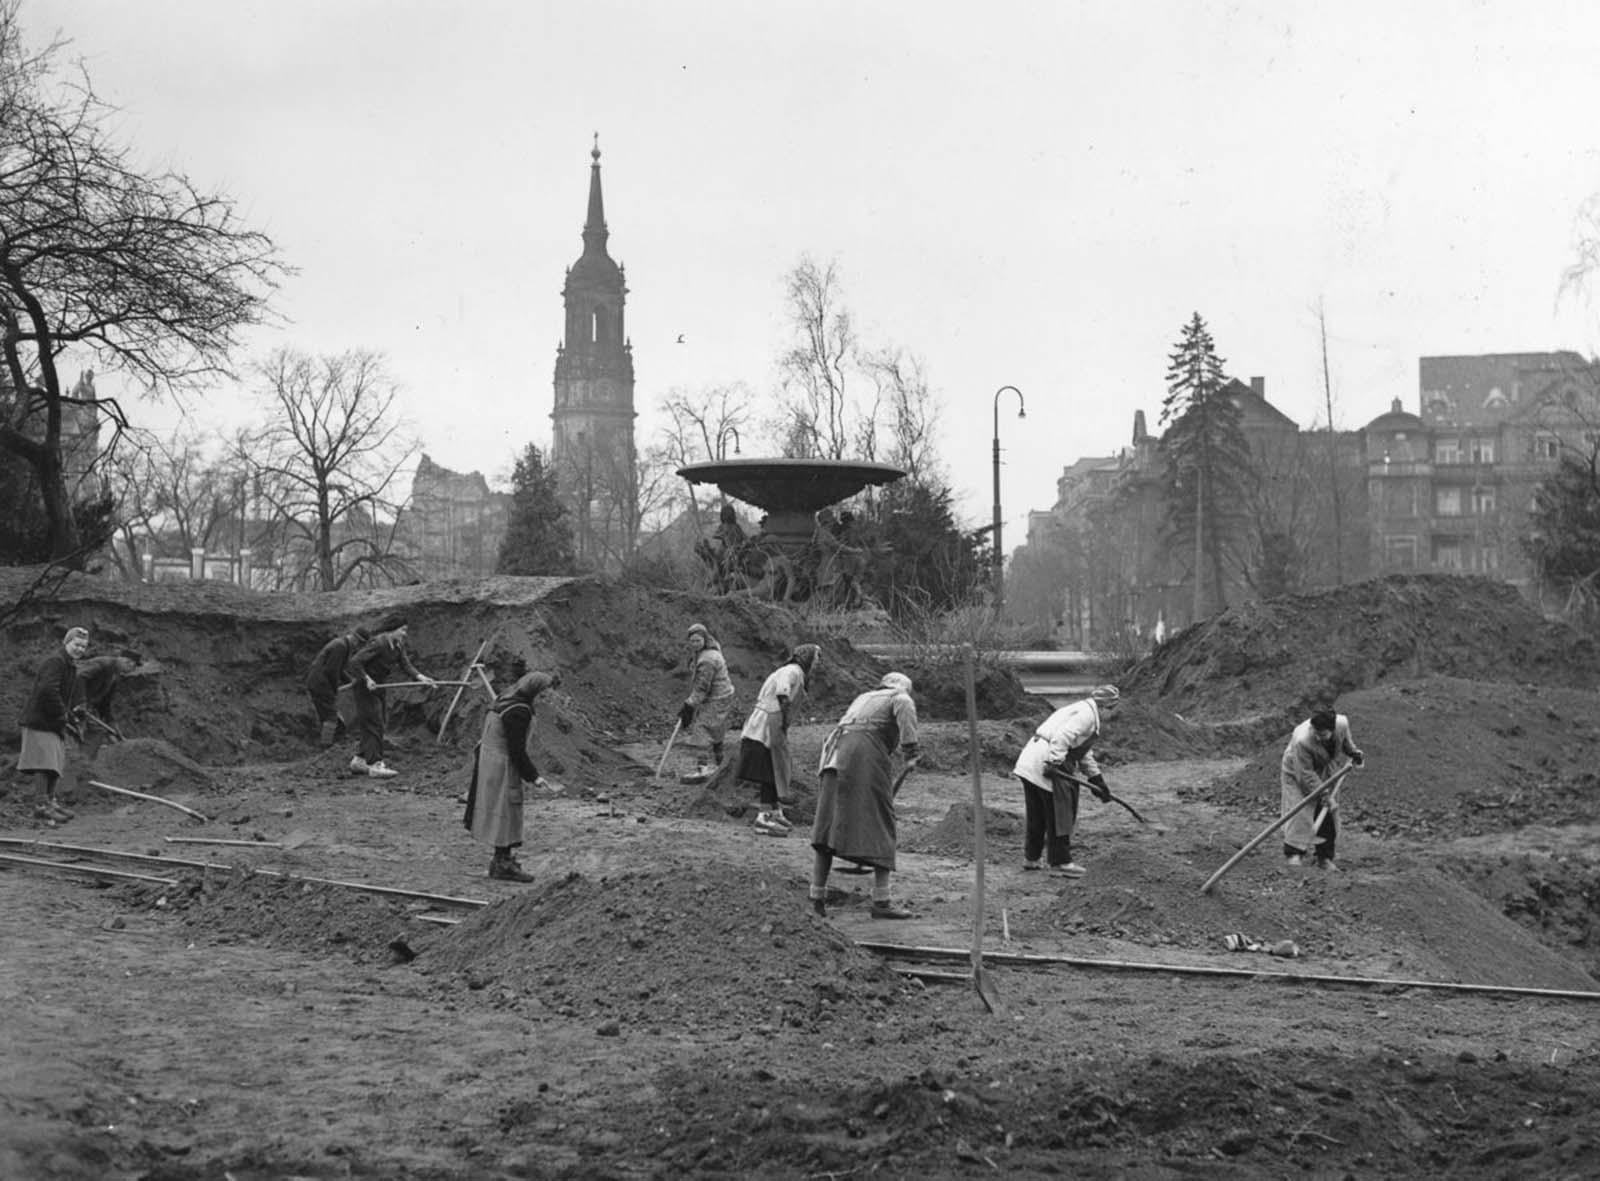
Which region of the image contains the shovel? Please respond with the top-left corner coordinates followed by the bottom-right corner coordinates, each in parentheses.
top-left (1199, 764), bottom-right (1353, 894)
top-left (1052, 769), bottom-right (1148, 825)
top-left (654, 719), bottom-right (683, 783)
top-left (963, 645), bottom-right (1003, 1016)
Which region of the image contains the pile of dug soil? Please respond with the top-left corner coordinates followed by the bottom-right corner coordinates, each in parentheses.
top-left (116, 869), bottom-right (423, 965)
top-left (0, 570), bottom-right (905, 771)
top-left (1121, 574), bottom-right (1600, 726)
top-left (420, 865), bottom-right (914, 1033)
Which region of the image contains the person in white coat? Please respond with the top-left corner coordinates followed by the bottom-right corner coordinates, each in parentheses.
top-left (1280, 708), bottom-right (1364, 870)
top-left (1011, 684), bottom-right (1120, 877)
top-left (734, 643), bottom-right (819, 834)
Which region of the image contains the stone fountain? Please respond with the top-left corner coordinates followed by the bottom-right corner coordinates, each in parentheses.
top-left (676, 457), bottom-right (907, 544)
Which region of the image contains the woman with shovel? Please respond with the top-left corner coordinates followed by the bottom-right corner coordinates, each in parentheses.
top-left (808, 671), bottom-right (920, 919)
top-left (677, 623), bottom-right (735, 774)
top-left (734, 643), bottom-right (819, 834)
top-left (463, 670), bottom-right (560, 882)
top-left (1280, 708), bottom-right (1364, 870)
top-left (1011, 684), bottom-right (1121, 878)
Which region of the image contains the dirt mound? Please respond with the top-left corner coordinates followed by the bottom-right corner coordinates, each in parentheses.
top-left (902, 802), bottom-right (1024, 858)
top-left (0, 569), bottom-right (895, 771)
top-left (89, 737), bottom-right (215, 794)
top-left (1020, 836), bottom-right (1597, 990)
top-left (116, 869), bottom-right (422, 964)
top-left (420, 866), bottom-right (913, 1032)
top-left (1187, 677), bottom-right (1600, 841)
top-left (1121, 574), bottom-right (1600, 726)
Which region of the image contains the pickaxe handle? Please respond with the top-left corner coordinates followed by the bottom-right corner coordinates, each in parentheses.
top-left (1053, 769), bottom-right (1148, 825)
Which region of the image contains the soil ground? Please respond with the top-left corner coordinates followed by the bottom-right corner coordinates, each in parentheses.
top-left (3, 570), bottom-right (1600, 1178)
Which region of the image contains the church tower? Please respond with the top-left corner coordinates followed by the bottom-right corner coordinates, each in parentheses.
top-left (551, 137), bottom-right (637, 569)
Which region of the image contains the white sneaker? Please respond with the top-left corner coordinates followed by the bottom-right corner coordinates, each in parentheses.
top-left (349, 756), bottom-right (370, 775)
top-left (754, 811), bottom-right (789, 835)
top-left (367, 761), bottom-right (398, 779)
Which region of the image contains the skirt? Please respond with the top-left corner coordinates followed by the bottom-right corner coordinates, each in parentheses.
top-left (18, 728), bottom-right (66, 775)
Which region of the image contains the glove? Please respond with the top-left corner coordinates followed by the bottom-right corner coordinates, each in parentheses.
top-left (1087, 774), bottom-right (1112, 803)
top-left (677, 702), bottom-right (695, 728)
top-left (1350, 750), bottom-right (1365, 767)
top-left (901, 743), bottom-right (920, 768)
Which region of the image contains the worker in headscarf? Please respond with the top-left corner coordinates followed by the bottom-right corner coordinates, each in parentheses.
top-left (1011, 684), bottom-right (1121, 878)
top-left (75, 650), bottom-right (141, 736)
top-left (678, 622), bottom-right (736, 772)
top-left (18, 626), bottom-right (90, 823)
top-left (735, 643), bottom-right (820, 834)
top-left (809, 671), bottom-right (920, 919)
top-left (1281, 708), bottom-right (1364, 870)
top-left (304, 625), bottom-right (370, 746)
top-left (463, 670), bottom-right (561, 882)
top-left (345, 615), bottom-right (434, 779)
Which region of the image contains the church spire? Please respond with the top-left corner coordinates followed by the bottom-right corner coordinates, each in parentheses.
top-left (582, 132), bottom-right (608, 257)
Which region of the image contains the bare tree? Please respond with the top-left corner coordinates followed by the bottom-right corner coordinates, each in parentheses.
top-left (864, 347), bottom-right (941, 485)
top-left (648, 383), bottom-right (758, 530)
top-left (240, 349), bottom-right (416, 590)
top-left (103, 427), bottom-right (239, 578)
top-left (776, 256), bottom-right (856, 459)
top-left (0, 2), bottom-right (283, 562)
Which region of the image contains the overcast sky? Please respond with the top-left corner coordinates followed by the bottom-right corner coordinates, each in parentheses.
top-left (26, 0), bottom-right (1600, 549)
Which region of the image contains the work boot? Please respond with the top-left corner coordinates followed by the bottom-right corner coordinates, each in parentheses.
top-left (489, 855), bottom-right (534, 883)
top-left (754, 812), bottom-right (790, 836)
top-left (811, 896), bottom-right (827, 918)
top-left (367, 761), bottom-right (399, 779)
top-left (1022, 859), bottom-right (1042, 872)
top-left (33, 805), bottom-right (57, 825)
top-left (48, 800), bottom-right (74, 821)
top-left (349, 755), bottom-right (370, 775)
top-left (1315, 857), bottom-right (1340, 873)
top-left (870, 900), bottom-right (913, 920)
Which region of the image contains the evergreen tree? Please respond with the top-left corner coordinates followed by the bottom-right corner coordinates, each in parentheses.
top-left (862, 480), bottom-right (985, 619)
top-left (496, 444), bottom-right (576, 576)
top-left (1159, 313), bottom-right (1255, 620)
top-left (1523, 450), bottom-right (1600, 618)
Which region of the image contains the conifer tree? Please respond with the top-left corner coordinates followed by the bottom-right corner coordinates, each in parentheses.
top-left (1160, 313), bottom-right (1255, 620)
top-left (496, 444), bottom-right (577, 576)
top-left (1523, 449), bottom-right (1600, 619)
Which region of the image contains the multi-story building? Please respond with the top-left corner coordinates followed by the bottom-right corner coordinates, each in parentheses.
top-left (1366, 351), bottom-right (1597, 589)
top-left (1035, 379), bottom-right (1368, 647)
top-left (550, 139), bottom-right (637, 571)
top-left (400, 454), bottom-right (510, 580)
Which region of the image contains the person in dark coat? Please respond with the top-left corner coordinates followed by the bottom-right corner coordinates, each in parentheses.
top-left (463, 671), bottom-right (560, 882)
top-left (19, 626), bottom-right (90, 823)
top-left (345, 616), bottom-right (433, 779)
top-left (75, 651), bottom-right (140, 733)
top-left (809, 672), bottom-right (920, 919)
top-left (304, 627), bottom-right (370, 745)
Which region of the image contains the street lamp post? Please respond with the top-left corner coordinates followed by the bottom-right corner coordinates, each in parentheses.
top-left (992, 385), bottom-right (1025, 613)
top-left (716, 425), bottom-right (742, 460)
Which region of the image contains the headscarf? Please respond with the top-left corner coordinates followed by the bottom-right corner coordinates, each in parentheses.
top-left (63, 626), bottom-right (89, 647)
top-left (492, 670), bottom-right (560, 713)
top-left (373, 613), bottom-right (406, 635)
top-left (880, 671), bottom-right (913, 693)
top-left (686, 622), bottom-right (721, 654)
top-left (789, 643), bottom-right (821, 673)
top-left (1090, 684), bottom-right (1120, 710)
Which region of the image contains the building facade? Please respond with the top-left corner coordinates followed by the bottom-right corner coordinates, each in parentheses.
top-left (1366, 351), bottom-right (1597, 589)
top-left (550, 139), bottom-right (637, 571)
top-left (400, 454), bottom-right (510, 580)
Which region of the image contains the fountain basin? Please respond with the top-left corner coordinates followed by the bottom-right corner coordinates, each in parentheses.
top-left (677, 457), bottom-right (906, 541)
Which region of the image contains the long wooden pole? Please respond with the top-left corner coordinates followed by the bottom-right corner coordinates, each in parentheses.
top-left (88, 779), bottom-right (209, 823)
top-left (857, 939), bottom-right (1600, 1003)
top-left (1199, 765), bottom-right (1352, 894)
top-left (438, 636), bottom-right (493, 742)
top-left (964, 645), bottom-right (1001, 1014)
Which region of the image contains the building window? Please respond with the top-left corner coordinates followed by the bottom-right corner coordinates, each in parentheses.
top-left (1433, 538), bottom-right (1463, 569)
top-left (1469, 438), bottom-right (1495, 463)
top-left (1387, 482), bottom-right (1418, 517)
top-left (1471, 486), bottom-right (1495, 515)
top-left (1534, 435), bottom-right (1560, 460)
top-left (1435, 439), bottom-right (1460, 464)
top-left (1386, 536), bottom-right (1418, 569)
top-left (1475, 546), bottom-right (1500, 572)
top-left (1435, 487), bottom-right (1462, 516)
